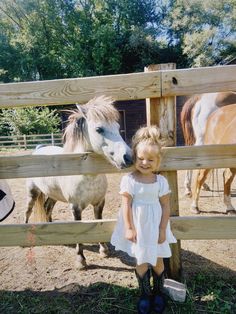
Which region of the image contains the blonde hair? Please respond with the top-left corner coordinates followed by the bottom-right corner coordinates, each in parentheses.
top-left (132, 125), bottom-right (164, 161)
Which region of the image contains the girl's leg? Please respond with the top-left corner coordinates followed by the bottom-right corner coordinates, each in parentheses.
top-left (136, 263), bottom-right (149, 277)
top-left (135, 263), bottom-right (152, 314)
top-left (152, 258), bottom-right (164, 276)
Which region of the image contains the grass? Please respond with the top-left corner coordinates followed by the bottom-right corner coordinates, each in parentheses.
top-left (0, 272), bottom-right (235, 314)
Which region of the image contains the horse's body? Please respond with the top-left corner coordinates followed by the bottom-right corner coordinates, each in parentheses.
top-left (181, 92), bottom-right (236, 196)
top-left (191, 104), bottom-right (236, 213)
top-left (25, 96), bottom-right (133, 268)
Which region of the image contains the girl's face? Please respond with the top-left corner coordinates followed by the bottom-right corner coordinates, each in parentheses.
top-left (135, 143), bottom-right (161, 175)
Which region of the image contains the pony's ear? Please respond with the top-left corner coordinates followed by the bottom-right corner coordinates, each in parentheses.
top-left (76, 104), bottom-right (87, 119)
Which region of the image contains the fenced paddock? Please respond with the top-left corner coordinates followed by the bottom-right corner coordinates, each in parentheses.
top-left (0, 63), bottom-right (236, 280)
top-left (0, 133), bottom-right (62, 150)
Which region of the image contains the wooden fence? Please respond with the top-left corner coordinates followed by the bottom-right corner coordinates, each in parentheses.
top-left (0, 63), bottom-right (236, 279)
top-left (0, 133), bottom-right (63, 150)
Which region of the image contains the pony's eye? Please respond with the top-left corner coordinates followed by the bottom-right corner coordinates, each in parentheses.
top-left (96, 127), bottom-right (104, 134)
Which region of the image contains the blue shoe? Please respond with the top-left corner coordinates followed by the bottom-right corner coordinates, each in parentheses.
top-left (152, 293), bottom-right (165, 314)
top-left (135, 269), bottom-right (152, 314)
top-left (152, 269), bottom-right (166, 314)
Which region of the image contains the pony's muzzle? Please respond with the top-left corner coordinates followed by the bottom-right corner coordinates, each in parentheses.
top-left (122, 153), bottom-right (133, 168)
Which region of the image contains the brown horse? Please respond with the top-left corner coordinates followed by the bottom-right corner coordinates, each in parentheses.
top-left (191, 104), bottom-right (236, 214)
top-left (180, 92), bottom-right (236, 196)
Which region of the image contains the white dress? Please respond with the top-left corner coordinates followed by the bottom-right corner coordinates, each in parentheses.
top-left (111, 173), bottom-right (177, 266)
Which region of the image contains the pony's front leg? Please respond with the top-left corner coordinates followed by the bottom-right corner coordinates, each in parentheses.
top-left (71, 204), bottom-right (87, 269)
top-left (191, 169), bottom-right (210, 214)
top-left (94, 199), bottom-right (109, 258)
top-left (223, 168), bottom-right (236, 214)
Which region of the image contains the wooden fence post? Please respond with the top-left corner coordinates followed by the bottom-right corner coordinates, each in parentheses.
top-left (23, 134), bottom-right (27, 150)
top-left (51, 133), bottom-right (55, 146)
top-left (145, 63), bottom-right (182, 279)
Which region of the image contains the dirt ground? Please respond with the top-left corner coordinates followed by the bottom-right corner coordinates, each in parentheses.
top-left (0, 161), bottom-right (236, 294)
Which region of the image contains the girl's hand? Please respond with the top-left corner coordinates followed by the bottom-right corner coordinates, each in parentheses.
top-left (158, 229), bottom-right (166, 244)
top-left (125, 228), bottom-right (137, 243)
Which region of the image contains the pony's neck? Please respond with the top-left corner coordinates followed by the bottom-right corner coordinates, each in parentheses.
top-left (63, 138), bottom-right (92, 153)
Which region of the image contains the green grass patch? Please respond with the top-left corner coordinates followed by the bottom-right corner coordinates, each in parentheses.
top-left (0, 273), bottom-right (235, 313)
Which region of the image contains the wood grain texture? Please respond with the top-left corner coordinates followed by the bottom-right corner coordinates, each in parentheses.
top-left (0, 72), bottom-right (161, 108)
top-left (162, 65), bottom-right (236, 96)
top-left (1, 65), bottom-right (235, 108)
top-left (0, 216), bottom-right (235, 247)
top-left (0, 144), bottom-right (235, 179)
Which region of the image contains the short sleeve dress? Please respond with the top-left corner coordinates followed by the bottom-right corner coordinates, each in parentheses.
top-left (111, 173), bottom-right (177, 266)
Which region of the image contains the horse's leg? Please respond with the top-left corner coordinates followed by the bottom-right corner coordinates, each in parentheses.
top-left (93, 199), bottom-right (109, 258)
top-left (191, 169), bottom-right (210, 214)
top-left (223, 168), bottom-right (236, 214)
top-left (25, 182), bottom-right (41, 223)
top-left (71, 204), bottom-right (87, 269)
top-left (44, 197), bottom-right (57, 222)
top-left (184, 170), bottom-right (192, 197)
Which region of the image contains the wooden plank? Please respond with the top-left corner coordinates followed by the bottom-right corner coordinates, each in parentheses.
top-left (1, 65), bottom-right (235, 109)
top-left (0, 216), bottom-right (235, 247)
top-left (0, 152), bottom-right (125, 179)
top-left (0, 219), bottom-right (117, 247)
top-left (0, 72), bottom-right (161, 108)
top-left (0, 144), bottom-right (235, 179)
top-left (171, 216), bottom-right (236, 240)
top-left (160, 144), bottom-right (236, 171)
top-left (162, 65), bottom-right (236, 96)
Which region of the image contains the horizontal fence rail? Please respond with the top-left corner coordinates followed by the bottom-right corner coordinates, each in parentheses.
top-left (0, 71), bottom-right (161, 108)
top-left (161, 65), bottom-right (236, 96)
top-left (0, 144), bottom-right (235, 179)
top-left (0, 65), bottom-right (236, 108)
top-left (1, 217), bottom-right (236, 247)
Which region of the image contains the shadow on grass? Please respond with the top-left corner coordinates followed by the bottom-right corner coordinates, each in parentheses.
top-left (0, 283), bottom-right (137, 314)
top-left (0, 250), bottom-right (235, 314)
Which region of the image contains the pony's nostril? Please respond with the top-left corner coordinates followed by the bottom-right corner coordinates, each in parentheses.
top-left (110, 151), bottom-right (114, 156)
top-left (123, 154), bottom-right (133, 166)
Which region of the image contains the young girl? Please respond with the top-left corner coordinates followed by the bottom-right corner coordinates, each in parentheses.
top-left (111, 126), bottom-right (176, 314)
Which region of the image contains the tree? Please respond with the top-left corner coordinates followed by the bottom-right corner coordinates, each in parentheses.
top-left (0, 0), bottom-right (235, 82)
top-left (166, 0), bottom-right (236, 66)
top-left (0, 107), bottom-right (61, 136)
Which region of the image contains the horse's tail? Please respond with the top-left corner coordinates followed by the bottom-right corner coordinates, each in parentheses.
top-left (180, 95), bottom-right (200, 146)
top-left (33, 192), bottom-right (48, 222)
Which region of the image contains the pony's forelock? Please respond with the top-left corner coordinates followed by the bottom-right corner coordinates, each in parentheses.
top-left (63, 96), bottom-right (119, 152)
top-left (85, 96), bottom-right (119, 123)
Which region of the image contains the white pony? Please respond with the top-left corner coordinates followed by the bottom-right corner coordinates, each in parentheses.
top-left (180, 92), bottom-right (236, 197)
top-left (25, 96), bottom-right (133, 268)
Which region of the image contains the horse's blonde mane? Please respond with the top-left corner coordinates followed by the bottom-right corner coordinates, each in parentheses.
top-left (63, 96), bottom-right (119, 152)
top-left (85, 96), bottom-right (119, 123)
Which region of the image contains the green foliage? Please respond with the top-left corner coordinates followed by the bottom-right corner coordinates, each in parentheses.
top-left (167, 0), bottom-right (236, 66)
top-left (0, 107), bottom-right (61, 136)
top-left (0, 0), bottom-right (235, 81)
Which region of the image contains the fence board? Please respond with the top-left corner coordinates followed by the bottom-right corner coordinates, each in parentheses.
top-left (162, 65), bottom-right (236, 96)
top-left (0, 216), bottom-right (235, 247)
top-left (0, 72), bottom-right (161, 108)
top-left (0, 144), bottom-right (235, 179)
top-left (1, 66), bottom-right (236, 109)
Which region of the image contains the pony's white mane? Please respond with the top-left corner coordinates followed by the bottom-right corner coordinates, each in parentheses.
top-left (63, 96), bottom-right (119, 152)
